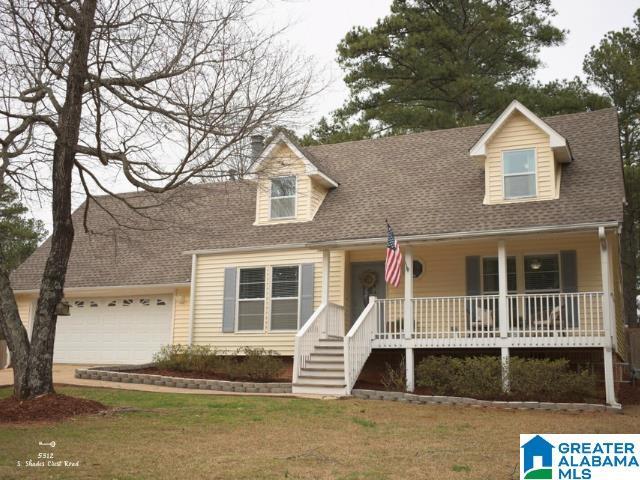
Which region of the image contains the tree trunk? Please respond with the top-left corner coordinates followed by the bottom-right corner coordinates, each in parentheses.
top-left (1, 0), bottom-right (98, 399)
top-left (0, 261), bottom-right (31, 398)
top-left (621, 204), bottom-right (638, 326)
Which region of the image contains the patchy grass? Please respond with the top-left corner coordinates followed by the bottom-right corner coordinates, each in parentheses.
top-left (351, 417), bottom-right (376, 428)
top-left (0, 386), bottom-right (638, 480)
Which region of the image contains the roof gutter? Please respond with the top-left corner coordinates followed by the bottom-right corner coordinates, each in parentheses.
top-left (13, 282), bottom-right (191, 296)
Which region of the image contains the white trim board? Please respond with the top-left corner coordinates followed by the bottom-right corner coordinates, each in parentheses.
top-left (470, 100), bottom-right (572, 163)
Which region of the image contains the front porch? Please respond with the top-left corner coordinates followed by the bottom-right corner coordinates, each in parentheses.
top-left (293, 227), bottom-right (621, 405)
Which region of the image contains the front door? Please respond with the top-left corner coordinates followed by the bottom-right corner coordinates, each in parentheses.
top-left (350, 261), bottom-right (386, 326)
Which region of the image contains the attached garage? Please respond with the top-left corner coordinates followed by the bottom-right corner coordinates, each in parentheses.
top-left (53, 295), bottom-right (173, 364)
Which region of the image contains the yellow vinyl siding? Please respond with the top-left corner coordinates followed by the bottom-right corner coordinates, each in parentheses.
top-left (609, 231), bottom-right (626, 357)
top-left (310, 181), bottom-right (328, 218)
top-left (484, 111), bottom-right (558, 204)
top-left (254, 144), bottom-right (325, 224)
top-left (193, 249), bottom-right (345, 355)
top-left (15, 295), bottom-right (33, 331)
top-left (172, 288), bottom-right (191, 345)
top-left (349, 232), bottom-right (603, 299)
top-left (348, 232), bottom-right (606, 333)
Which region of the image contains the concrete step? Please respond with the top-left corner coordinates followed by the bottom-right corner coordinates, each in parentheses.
top-left (308, 353), bottom-right (344, 362)
top-left (299, 368), bottom-right (345, 378)
top-left (292, 384), bottom-right (348, 396)
top-left (296, 375), bottom-right (346, 386)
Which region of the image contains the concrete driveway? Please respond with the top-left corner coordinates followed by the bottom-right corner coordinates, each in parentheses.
top-left (0, 364), bottom-right (294, 396)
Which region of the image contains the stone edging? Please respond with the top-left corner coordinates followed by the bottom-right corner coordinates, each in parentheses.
top-left (351, 389), bottom-right (622, 413)
top-left (75, 366), bottom-right (292, 394)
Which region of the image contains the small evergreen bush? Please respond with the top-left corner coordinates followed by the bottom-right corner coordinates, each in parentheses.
top-left (152, 345), bottom-right (284, 381)
top-left (416, 355), bottom-right (599, 402)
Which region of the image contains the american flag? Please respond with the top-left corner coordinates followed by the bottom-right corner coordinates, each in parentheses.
top-left (385, 222), bottom-right (403, 287)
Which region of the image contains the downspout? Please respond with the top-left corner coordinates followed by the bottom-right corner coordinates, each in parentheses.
top-left (187, 254), bottom-right (197, 346)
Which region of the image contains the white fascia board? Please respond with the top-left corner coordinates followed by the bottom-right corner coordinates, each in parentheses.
top-left (470, 100), bottom-right (572, 162)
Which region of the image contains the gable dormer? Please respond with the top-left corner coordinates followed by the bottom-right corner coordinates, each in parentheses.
top-left (251, 132), bottom-right (337, 225)
top-left (470, 100), bottom-right (572, 205)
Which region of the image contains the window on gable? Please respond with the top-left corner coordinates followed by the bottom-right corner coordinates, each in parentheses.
top-left (503, 149), bottom-right (536, 199)
top-left (270, 176), bottom-right (296, 219)
top-left (482, 257), bottom-right (517, 294)
top-left (271, 266), bottom-right (299, 330)
top-left (237, 268), bottom-right (265, 331)
top-left (524, 255), bottom-right (560, 292)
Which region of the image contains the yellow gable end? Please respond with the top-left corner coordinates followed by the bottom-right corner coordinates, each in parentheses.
top-left (254, 143), bottom-right (328, 225)
top-left (484, 111), bottom-right (559, 205)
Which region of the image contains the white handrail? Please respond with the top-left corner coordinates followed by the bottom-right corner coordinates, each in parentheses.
top-left (344, 296), bottom-right (378, 392)
top-left (293, 302), bottom-right (327, 383)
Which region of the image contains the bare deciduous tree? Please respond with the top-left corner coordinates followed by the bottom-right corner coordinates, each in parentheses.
top-left (0, 0), bottom-right (316, 399)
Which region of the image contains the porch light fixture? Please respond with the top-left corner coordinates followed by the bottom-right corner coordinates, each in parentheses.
top-left (529, 258), bottom-right (542, 271)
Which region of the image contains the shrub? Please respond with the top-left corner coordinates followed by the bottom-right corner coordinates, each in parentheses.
top-left (416, 355), bottom-right (600, 402)
top-left (509, 357), bottom-right (599, 402)
top-left (229, 347), bottom-right (284, 381)
top-left (152, 345), bottom-right (285, 382)
top-left (414, 355), bottom-right (457, 395)
top-left (451, 356), bottom-right (502, 399)
top-left (416, 355), bottom-right (501, 398)
top-left (380, 356), bottom-right (407, 391)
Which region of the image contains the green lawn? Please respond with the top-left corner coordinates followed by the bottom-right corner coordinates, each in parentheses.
top-left (1, 386), bottom-right (638, 480)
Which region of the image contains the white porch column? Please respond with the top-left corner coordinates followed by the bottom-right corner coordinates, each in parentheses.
top-left (501, 347), bottom-right (510, 393)
top-left (497, 240), bottom-right (508, 338)
top-left (598, 227), bottom-right (615, 346)
top-left (404, 248), bottom-right (413, 340)
top-left (405, 348), bottom-right (415, 393)
top-left (599, 227), bottom-right (618, 406)
top-left (321, 249), bottom-right (330, 336)
top-left (603, 347), bottom-right (619, 407)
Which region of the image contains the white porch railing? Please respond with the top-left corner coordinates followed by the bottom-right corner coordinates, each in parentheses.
top-left (371, 292), bottom-right (606, 349)
top-left (293, 302), bottom-right (345, 383)
top-left (344, 297), bottom-right (378, 391)
top-left (507, 292), bottom-right (604, 339)
top-left (413, 295), bottom-right (499, 339)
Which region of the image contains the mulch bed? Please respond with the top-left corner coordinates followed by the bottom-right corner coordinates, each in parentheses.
top-left (0, 393), bottom-right (108, 423)
top-left (128, 367), bottom-right (292, 383)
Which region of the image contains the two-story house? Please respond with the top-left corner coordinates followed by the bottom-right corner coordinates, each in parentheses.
top-left (6, 101), bottom-right (627, 405)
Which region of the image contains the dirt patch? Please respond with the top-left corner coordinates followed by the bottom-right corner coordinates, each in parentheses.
top-left (0, 393), bottom-right (108, 423)
top-left (128, 367), bottom-right (292, 382)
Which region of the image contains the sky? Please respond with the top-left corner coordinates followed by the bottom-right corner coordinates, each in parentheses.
top-left (25, 0), bottom-right (640, 228)
top-left (257, 0), bottom-right (638, 124)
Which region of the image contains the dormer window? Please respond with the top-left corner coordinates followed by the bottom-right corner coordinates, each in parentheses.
top-left (503, 149), bottom-right (536, 200)
top-left (270, 176), bottom-right (296, 219)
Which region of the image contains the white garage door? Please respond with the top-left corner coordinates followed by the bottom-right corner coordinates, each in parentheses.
top-left (54, 296), bottom-right (172, 364)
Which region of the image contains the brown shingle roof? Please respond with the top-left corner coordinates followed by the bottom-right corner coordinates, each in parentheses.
top-left (11, 108), bottom-right (624, 291)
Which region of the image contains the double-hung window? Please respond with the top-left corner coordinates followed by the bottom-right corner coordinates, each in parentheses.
top-left (482, 257), bottom-right (517, 294)
top-left (237, 268), bottom-right (265, 331)
top-left (270, 176), bottom-right (296, 219)
top-left (271, 266), bottom-right (299, 330)
top-left (503, 149), bottom-right (536, 199)
top-left (524, 255), bottom-right (560, 292)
